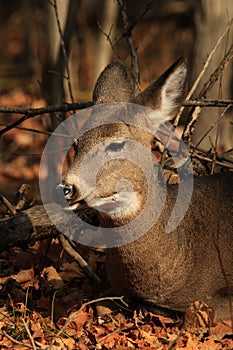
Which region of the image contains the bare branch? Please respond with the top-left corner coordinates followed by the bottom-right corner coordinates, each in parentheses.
top-left (191, 152), bottom-right (233, 170)
top-left (97, 21), bottom-right (121, 60)
top-left (183, 43), bottom-right (233, 143)
top-left (191, 104), bottom-right (233, 155)
top-left (51, 0), bottom-right (75, 104)
top-left (0, 123), bottom-right (55, 136)
top-left (0, 99), bottom-right (231, 118)
top-left (0, 102), bottom-right (92, 116)
top-left (0, 102), bottom-right (93, 137)
top-left (127, 0), bottom-right (153, 33)
top-left (0, 98), bottom-right (232, 139)
top-left (199, 43), bottom-right (233, 98)
top-left (183, 99), bottom-right (233, 108)
top-left (174, 18), bottom-right (233, 126)
top-left (116, 0), bottom-right (140, 93)
top-left (58, 233), bottom-right (101, 285)
top-left (112, 0), bottom-right (152, 46)
top-left (1, 331), bottom-right (33, 349)
top-left (22, 319), bottom-right (37, 350)
top-left (0, 195), bottom-right (17, 215)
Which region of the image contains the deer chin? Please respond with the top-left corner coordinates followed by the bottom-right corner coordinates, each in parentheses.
top-left (63, 199), bottom-right (88, 212)
top-left (88, 191), bottom-right (142, 225)
top-left (89, 191), bottom-right (134, 210)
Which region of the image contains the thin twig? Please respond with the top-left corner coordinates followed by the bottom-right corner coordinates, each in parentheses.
top-left (191, 104), bottom-right (232, 155)
top-left (52, 0), bottom-right (75, 104)
top-left (169, 302), bottom-right (206, 350)
top-left (58, 233), bottom-right (101, 285)
top-left (190, 142), bottom-right (233, 167)
top-left (211, 28), bottom-right (229, 173)
top-left (183, 43), bottom-right (233, 143)
top-left (97, 21), bottom-right (121, 60)
top-left (182, 106), bottom-right (201, 143)
top-left (22, 318), bottom-right (37, 350)
top-left (0, 123), bottom-right (53, 136)
top-left (1, 331), bottom-right (34, 349)
top-left (192, 153), bottom-right (233, 170)
top-left (97, 326), bottom-right (128, 344)
top-left (13, 184), bottom-right (32, 211)
top-left (183, 99), bottom-right (233, 107)
top-left (0, 102), bottom-right (93, 137)
top-left (128, 0), bottom-right (153, 33)
top-left (116, 0), bottom-right (141, 93)
top-left (0, 195), bottom-right (17, 215)
top-left (0, 102), bottom-right (92, 116)
top-left (112, 0), bottom-right (152, 46)
top-left (0, 123), bottom-right (74, 138)
top-left (174, 17), bottom-right (233, 126)
top-left (199, 43), bottom-right (233, 98)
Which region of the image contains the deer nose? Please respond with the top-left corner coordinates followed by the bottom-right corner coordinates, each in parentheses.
top-left (54, 183), bottom-right (76, 204)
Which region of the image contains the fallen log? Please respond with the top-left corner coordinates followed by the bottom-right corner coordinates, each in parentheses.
top-left (0, 203), bottom-right (101, 284)
top-left (0, 202), bottom-right (99, 252)
top-left (0, 204), bottom-right (57, 252)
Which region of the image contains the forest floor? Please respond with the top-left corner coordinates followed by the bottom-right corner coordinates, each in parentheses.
top-left (0, 89), bottom-right (232, 349)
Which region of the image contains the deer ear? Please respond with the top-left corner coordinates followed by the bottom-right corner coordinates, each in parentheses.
top-left (134, 58), bottom-right (187, 120)
top-left (93, 61), bottom-right (134, 104)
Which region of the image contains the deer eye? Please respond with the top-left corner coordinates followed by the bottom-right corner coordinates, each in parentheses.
top-left (106, 140), bottom-right (126, 152)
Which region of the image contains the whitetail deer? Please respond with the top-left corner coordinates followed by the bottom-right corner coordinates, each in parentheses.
top-left (55, 59), bottom-right (233, 322)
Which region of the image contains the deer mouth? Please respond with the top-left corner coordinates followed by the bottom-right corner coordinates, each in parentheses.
top-left (55, 183), bottom-right (138, 216)
top-left (71, 193), bottom-right (135, 214)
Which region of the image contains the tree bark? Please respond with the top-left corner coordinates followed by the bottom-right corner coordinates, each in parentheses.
top-left (0, 204), bottom-right (58, 252)
top-left (190, 0), bottom-right (233, 151)
top-left (0, 203), bottom-right (98, 253)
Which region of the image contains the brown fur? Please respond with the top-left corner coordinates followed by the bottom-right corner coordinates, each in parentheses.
top-left (59, 59), bottom-right (233, 322)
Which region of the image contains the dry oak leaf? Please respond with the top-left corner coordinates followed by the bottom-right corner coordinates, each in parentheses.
top-left (59, 261), bottom-right (85, 280)
top-left (209, 321), bottom-right (233, 338)
top-left (184, 300), bottom-right (215, 328)
top-left (67, 308), bottom-right (92, 332)
top-left (0, 267), bottom-right (34, 286)
top-left (42, 266), bottom-right (64, 290)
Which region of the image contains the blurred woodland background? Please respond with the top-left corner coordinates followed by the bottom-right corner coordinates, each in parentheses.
top-left (0, 2), bottom-right (233, 347)
top-left (0, 0), bottom-right (232, 203)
